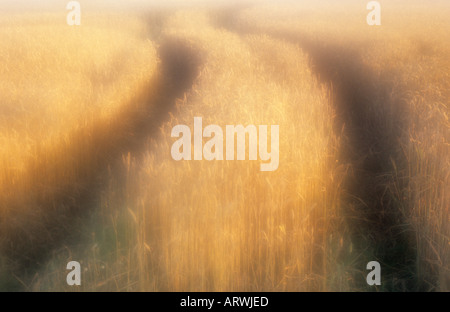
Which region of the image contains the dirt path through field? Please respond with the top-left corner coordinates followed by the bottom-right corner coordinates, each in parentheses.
top-left (216, 9), bottom-right (431, 290)
top-left (0, 37), bottom-right (202, 290)
top-left (1, 7), bottom-right (439, 291)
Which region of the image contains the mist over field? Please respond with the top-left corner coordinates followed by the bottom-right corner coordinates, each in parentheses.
top-left (0, 0), bottom-right (448, 291)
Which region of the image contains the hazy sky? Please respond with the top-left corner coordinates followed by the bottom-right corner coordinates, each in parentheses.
top-left (2, 0), bottom-right (447, 14)
top-left (0, 0), bottom-right (256, 11)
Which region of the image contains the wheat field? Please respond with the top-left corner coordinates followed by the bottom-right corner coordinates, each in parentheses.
top-left (0, 1), bottom-right (448, 292)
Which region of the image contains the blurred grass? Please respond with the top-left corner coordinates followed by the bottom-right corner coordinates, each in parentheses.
top-left (0, 1), bottom-right (448, 292)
